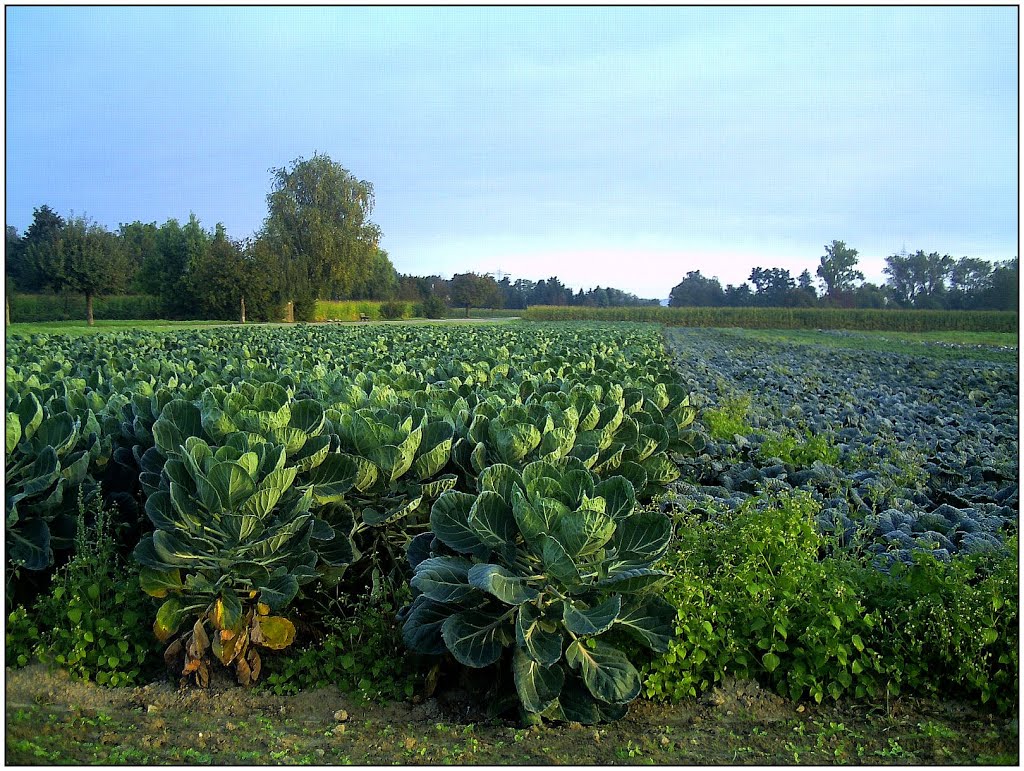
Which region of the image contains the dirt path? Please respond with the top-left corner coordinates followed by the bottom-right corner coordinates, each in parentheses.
top-left (5, 665), bottom-right (1017, 765)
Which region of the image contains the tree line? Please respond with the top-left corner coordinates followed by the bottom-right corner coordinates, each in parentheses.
top-left (5, 153), bottom-right (661, 324)
top-left (6, 156), bottom-right (1016, 324)
top-left (668, 240), bottom-right (1017, 312)
top-left (6, 154), bottom-right (396, 324)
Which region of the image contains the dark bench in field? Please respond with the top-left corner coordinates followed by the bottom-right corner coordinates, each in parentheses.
top-left (359, 313), bottom-right (369, 322)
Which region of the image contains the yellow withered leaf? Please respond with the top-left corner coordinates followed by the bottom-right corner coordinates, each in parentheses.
top-left (255, 616), bottom-right (296, 650)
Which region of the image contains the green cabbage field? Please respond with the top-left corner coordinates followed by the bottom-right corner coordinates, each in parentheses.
top-left (5, 320), bottom-right (1018, 747)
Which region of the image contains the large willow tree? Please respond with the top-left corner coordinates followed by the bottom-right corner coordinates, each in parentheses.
top-left (261, 153), bottom-right (393, 320)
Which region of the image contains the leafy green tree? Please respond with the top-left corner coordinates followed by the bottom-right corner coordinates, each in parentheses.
top-left (11, 205), bottom-right (65, 292)
top-left (723, 283), bottom-right (753, 307)
top-left (347, 248), bottom-right (398, 300)
top-left (816, 240), bottom-right (863, 302)
top-left (118, 221), bottom-right (159, 293)
top-left (134, 218), bottom-right (192, 317)
top-left (242, 237), bottom-right (288, 321)
top-left (45, 216), bottom-right (130, 325)
top-left (186, 224), bottom-right (249, 320)
top-left (749, 267), bottom-right (796, 307)
top-left (976, 257), bottom-right (1018, 311)
top-left (669, 271), bottom-right (725, 307)
top-left (946, 257), bottom-right (993, 310)
top-left (262, 153), bottom-right (382, 320)
top-left (6, 226), bottom-right (23, 320)
top-left (851, 282), bottom-right (892, 309)
top-left (884, 250), bottom-right (953, 308)
top-left (449, 272), bottom-right (500, 317)
top-left (797, 269), bottom-right (818, 303)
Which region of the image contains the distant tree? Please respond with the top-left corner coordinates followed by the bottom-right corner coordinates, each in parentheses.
top-left (243, 237), bottom-right (288, 321)
top-left (946, 257), bottom-right (993, 310)
top-left (532, 276), bottom-right (572, 306)
top-left (134, 218), bottom-right (191, 316)
top-left (506, 278), bottom-right (536, 309)
top-left (976, 257), bottom-right (1018, 311)
top-left (723, 283), bottom-right (754, 307)
top-left (118, 221), bottom-right (159, 292)
top-left (6, 226), bottom-right (23, 297)
top-left (397, 274), bottom-right (448, 304)
top-left (851, 282), bottom-right (891, 309)
top-left (816, 240), bottom-right (863, 302)
top-left (884, 250), bottom-right (953, 308)
top-left (797, 269), bottom-right (818, 303)
top-left (749, 267), bottom-right (797, 307)
top-left (11, 205), bottom-right (65, 292)
top-left (46, 216), bottom-right (130, 325)
top-left (883, 252), bottom-right (919, 307)
top-left (262, 153), bottom-right (381, 320)
top-left (669, 271), bottom-right (725, 307)
top-left (348, 248), bottom-right (398, 300)
top-left (186, 224), bottom-right (249, 320)
top-left (449, 272), bottom-right (500, 317)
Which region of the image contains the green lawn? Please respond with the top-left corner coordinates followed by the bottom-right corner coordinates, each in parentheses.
top-left (5, 317), bottom-right (519, 339)
top-left (5, 319), bottom-right (240, 338)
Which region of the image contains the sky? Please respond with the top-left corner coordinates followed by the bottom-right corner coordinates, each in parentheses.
top-left (5, 6), bottom-right (1018, 299)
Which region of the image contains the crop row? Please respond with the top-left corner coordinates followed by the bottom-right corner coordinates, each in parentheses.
top-left (661, 327), bottom-right (1018, 564)
top-left (6, 322), bottom-right (700, 722)
top-left (522, 305), bottom-right (1018, 332)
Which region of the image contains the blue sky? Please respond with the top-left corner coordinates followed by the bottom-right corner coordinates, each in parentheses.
top-left (6, 6), bottom-right (1017, 298)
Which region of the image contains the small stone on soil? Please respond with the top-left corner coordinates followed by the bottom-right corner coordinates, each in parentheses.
top-left (334, 709), bottom-right (349, 723)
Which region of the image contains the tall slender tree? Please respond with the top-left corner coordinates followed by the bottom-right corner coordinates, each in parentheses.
top-left (262, 153), bottom-right (382, 320)
top-left (816, 240), bottom-right (863, 303)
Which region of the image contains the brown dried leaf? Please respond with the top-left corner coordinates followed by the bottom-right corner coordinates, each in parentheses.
top-left (235, 656), bottom-right (252, 686)
top-left (163, 638), bottom-right (184, 670)
top-left (195, 660), bottom-right (210, 688)
top-left (192, 619), bottom-right (210, 656)
top-left (247, 649), bottom-right (261, 683)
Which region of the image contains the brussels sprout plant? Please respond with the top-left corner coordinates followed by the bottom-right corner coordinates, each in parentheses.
top-left (401, 461), bottom-right (676, 723)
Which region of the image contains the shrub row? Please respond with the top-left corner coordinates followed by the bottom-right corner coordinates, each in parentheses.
top-left (521, 305), bottom-right (1018, 333)
top-left (313, 299), bottom-right (414, 321)
top-left (314, 301), bottom-right (520, 322)
top-left (9, 293), bottom-right (165, 322)
top-left (9, 294), bottom-right (522, 325)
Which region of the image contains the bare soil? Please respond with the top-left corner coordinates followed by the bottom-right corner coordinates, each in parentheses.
top-left (5, 664), bottom-right (1018, 765)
